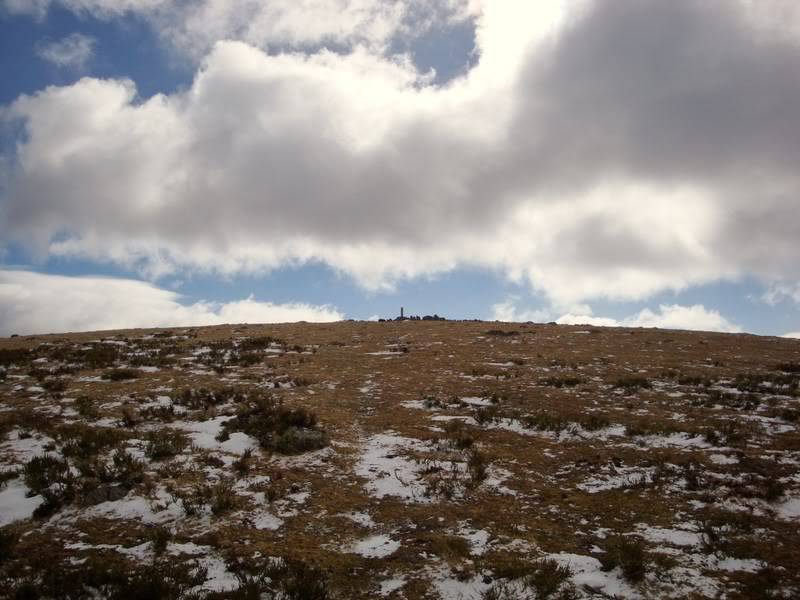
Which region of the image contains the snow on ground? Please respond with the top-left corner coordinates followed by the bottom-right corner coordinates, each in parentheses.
top-left (0, 429), bottom-right (55, 463)
top-left (460, 396), bottom-right (494, 407)
top-left (349, 534), bottom-right (401, 558)
top-left (378, 577), bottom-right (406, 596)
top-left (577, 466), bottom-right (656, 494)
top-left (192, 555), bottom-right (240, 593)
top-left (547, 553), bottom-right (640, 599)
top-left (708, 453), bottom-right (739, 465)
top-left (0, 478), bottom-right (44, 526)
top-left (171, 416), bottom-right (258, 455)
top-left (80, 486), bottom-right (184, 524)
top-left (457, 524), bottom-right (492, 556)
top-left (430, 569), bottom-right (491, 600)
top-left (251, 511), bottom-right (284, 530)
top-left (343, 511), bottom-right (375, 528)
top-left (637, 525), bottom-right (701, 548)
top-left (626, 433), bottom-right (711, 450)
top-left (777, 496), bottom-right (800, 519)
top-left (355, 433), bottom-right (432, 502)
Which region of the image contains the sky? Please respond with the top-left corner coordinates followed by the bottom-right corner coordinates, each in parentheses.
top-left (1, 0), bottom-right (800, 337)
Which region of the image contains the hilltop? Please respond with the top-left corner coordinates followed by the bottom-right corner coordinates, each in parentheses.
top-left (1, 321), bottom-right (799, 598)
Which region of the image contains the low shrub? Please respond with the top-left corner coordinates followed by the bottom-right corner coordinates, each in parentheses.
top-left (0, 528), bottom-right (18, 562)
top-left (467, 449), bottom-right (489, 486)
top-left (600, 536), bottom-right (648, 582)
top-left (526, 558), bottom-right (573, 599)
top-left (444, 421), bottom-right (474, 450)
top-left (102, 368), bottom-right (139, 381)
top-left (612, 376), bottom-right (651, 392)
top-left (220, 395), bottom-right (328, 455)
top-left (485, 330), bottom-right (519, 337)
top-left (145, 429), bottom-right (188, 460)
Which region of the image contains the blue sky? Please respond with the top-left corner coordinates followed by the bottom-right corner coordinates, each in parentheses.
top-left (1, 1), bottom-right (800, 336)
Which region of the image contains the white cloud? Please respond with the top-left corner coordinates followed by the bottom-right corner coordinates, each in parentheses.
top-left (490, 299), bottom-right (550, 323)
top-left (0, 270), bottom-right (342, 336)
top-left (555, 313), bottom-right (619, 328)
top-left (783, 332), bottom-right (800, 339)
top-left (2, 1), bottom-right (800, 309)
top-left (763, 283), bottom-right (800, 306)
top-left (5, 0), bottom-right (476, 58)
top-left (492, 297), bottom-right (741, 333)
top-left (557, 304), bottom-right (742, 334)
top-left (35, 33), bottom-right (96, 68)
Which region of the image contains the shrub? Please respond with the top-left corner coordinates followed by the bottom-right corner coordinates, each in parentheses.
top-left (41, 378), bottom-right (68, 394)
top-left (23, 454), bottom-right (75, 516)
top-left (210, 478), bottom-right (239, 515)
top-left (174, 387), bottom-right (245, 410)
top-left (475, 406), bottom-right (499, 425)
top-left (541, 376), bottom-right (583, 388)
top-left (82, 344), bottom-right (120, 368)
top-left (149, 525), bottom-right (172, 555)
top-left (145, 429), bottom-right (188, 460)
top-left (60, 425), bottom-right (125, 460)
top-left (467, 449), bottom-right (489, 486)
top-left (270, 559), bottom-right (330, 600)
top-left (0, 528), bottom-right (18, 562)
top-left (485, 330), bottom-right (519, 337)
top-left (600, 537), bottom-right (648, 582)
top-left (274, 428), bottom-right (329, 454)
top-left (220, 395), bottom-right (328, 455)
top-left (612, 376), bottom-right (651, 392)
top-left (444, 421), bottom-right (474, 450)
top-left (238, 336), bottom-right (285, 351)
top-left (23, 454), bottom-right (71, 497)
top-left (0, 348), bottom-right (31, 366)
top-left (75, 395), bottom-right (98, 418)
top-left (526, 559), bottom-right (573, 599)
top-left (522, 412), bottom-right (569, 434)
top-left (102, 368), bottom-right (139, 381)
top-left (233, 448), bottom-right (252, 477)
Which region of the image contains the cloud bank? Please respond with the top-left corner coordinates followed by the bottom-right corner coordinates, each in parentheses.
top-left (0, 271), bottom-right (342, 336)
top-left (2, 0), bottom-right (800, 311)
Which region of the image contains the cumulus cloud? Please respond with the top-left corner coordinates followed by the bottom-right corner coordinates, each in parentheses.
top-left (35, 33), bottom-right (96, 68)
top-left (0, 270), bottom-right (342, 336)
top-left (490, 300), bottom-right (550, 324)
top-left (492, 298), bottom-right (741, 333)
top-left (4, 0), bottom-right (476, 57)
top-left (2, 1), bottom-right (800, 308)
top-left (557, 304), bottom-right (742, 334)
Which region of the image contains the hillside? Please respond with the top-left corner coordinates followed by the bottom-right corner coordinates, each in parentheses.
top-left (1, 321), bottom-right (799, 599)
